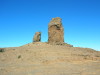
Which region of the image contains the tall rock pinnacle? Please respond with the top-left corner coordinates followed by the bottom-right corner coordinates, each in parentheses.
top-left (48, 17), bottom-right (64, 45)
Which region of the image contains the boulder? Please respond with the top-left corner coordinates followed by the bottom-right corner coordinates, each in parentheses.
top-left (48, 17), bottom-right (64, 45)
top-left (33, 32), bottom-right (41, 42)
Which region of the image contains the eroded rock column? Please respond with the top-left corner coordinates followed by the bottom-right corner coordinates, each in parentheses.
top-left (33, 32), bottom-right (41, 42)
top-left (48, 17), bottom-right (64, 45)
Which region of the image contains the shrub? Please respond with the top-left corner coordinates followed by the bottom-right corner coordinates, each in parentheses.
top-left (18, 55), bottom-right (21, 59)
top-left (0, 48), bottom-right (5, 52)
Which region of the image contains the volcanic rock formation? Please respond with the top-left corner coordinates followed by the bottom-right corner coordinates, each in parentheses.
top-left (48, 17), bottom-right (64, 45)
top-left (33, 32), bottom-right (41, 42)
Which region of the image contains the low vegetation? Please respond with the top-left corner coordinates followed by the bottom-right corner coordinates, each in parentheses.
top-left (0, 48), bottom-right (5, 52)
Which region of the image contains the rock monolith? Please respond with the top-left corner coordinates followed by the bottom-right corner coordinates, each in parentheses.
top-left (48, 17), bottom-right (64, 45)
top-left (33, 32), bottom-right (41, 42)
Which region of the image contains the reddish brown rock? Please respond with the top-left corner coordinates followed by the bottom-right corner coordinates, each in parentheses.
top-left (33, 32), bottom-right (41, 42)
top-left (48, 17), bottom-right (64, 45)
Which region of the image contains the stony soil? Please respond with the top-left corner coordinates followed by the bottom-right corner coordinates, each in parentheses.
top-left (0, 42), bottom-right (100, 75)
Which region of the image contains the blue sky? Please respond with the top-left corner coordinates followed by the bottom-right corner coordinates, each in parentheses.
top-left (0, 0), bottom-right (100, 51)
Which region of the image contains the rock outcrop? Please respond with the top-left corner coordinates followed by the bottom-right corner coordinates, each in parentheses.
top-left (33, 32), bottom-right (41, 42)
top-left (48, 17), bottom-right (64, 45)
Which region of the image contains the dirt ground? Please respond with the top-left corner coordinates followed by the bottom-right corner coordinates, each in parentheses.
top-left (0, 42), bottom-right (100, 75)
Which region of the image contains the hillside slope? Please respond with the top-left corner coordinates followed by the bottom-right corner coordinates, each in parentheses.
top-left (0, 42), bottom-right (100, 75)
